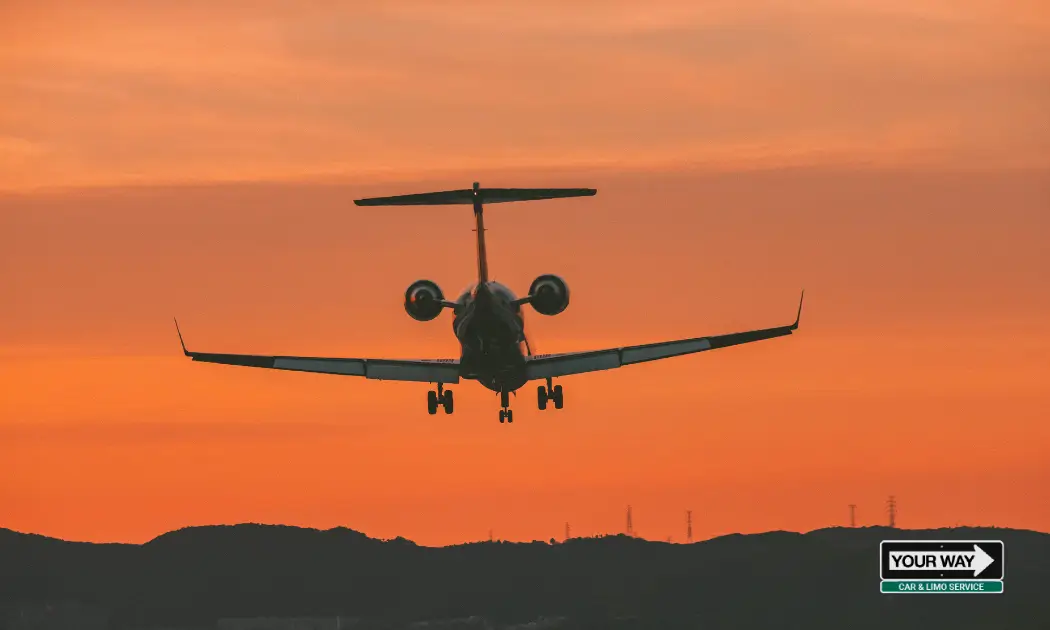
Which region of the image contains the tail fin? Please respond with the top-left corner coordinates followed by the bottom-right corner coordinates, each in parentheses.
top-left (472, 182), bottom-right (490, 283)
top-left (354, 182), bottom-right (597, 283)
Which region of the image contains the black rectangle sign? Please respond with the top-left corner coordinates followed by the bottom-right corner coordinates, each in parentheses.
top-left (881, 540), bottom-right (1004, 580)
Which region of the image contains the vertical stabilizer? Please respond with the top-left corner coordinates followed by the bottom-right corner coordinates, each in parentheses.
top-left (472, 182), bottom-right (489, 283)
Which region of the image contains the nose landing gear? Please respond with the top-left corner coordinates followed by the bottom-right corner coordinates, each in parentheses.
top-left (427, 383), bottom-right (454, 415)
top-left (498, 389), bottom-right (513, 423)
top-left (537, 377), bottom-right (564, 410)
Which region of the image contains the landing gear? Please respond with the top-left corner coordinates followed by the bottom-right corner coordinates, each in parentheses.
top-left (498, 389), bottom-right (513, 423)
top-left (427, 384), bottom-right (453, 415)
top-left (537, 377), bottom-right (564, 410)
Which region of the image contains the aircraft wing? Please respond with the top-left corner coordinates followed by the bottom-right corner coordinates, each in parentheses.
top-left (173, 321), bottom-right (460, 383)
top-left (524, 292), bottom-right (804, 381)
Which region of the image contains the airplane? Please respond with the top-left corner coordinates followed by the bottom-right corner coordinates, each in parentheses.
top-left (174, 182), bottom-right (803, 424)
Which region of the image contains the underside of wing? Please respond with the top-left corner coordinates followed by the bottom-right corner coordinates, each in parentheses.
top-left (524, 292), bottom-right (804, 381)
top-left (174, 322), bottom-right (460, 383)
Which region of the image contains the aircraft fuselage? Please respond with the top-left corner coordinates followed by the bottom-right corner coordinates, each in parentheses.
top-left (453, 281), bottom-right (530, 393)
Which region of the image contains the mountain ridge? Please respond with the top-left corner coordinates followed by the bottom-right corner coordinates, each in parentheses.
top-left (5, 522), bottom-right (1043, 548)
top-left (2, 524), bottom-right (1048, 629)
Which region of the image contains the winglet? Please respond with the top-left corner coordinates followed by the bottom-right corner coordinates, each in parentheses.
top-left (790, 290), bottom-right (804, 330)
top-left (174, 318), bottom-right (190, 356)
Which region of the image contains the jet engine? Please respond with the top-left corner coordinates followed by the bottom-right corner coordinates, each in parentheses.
top-left (404, 279), bottom-right (445, 321)
top-left (528, 274), bottom-right (570, 316)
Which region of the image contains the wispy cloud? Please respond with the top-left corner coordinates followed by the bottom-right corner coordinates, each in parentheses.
top-left (1, 0), bottom-right (1047, 190)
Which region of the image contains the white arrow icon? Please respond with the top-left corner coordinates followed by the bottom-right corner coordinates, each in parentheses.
top-left (971, 544), bottom-right (995, 576)
top-left (888, 544), bottom-right (995, 577)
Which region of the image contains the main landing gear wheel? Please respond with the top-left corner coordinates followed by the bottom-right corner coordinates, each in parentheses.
top-left (537, 378), bottom-right (564, 410)
top-left (428, 384), bottom-right (454, 415)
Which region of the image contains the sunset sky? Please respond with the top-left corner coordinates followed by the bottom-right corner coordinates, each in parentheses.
top-left (2, 0), bottom-right (1048, 546)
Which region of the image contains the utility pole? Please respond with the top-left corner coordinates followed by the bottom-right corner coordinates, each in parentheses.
top-left (626, 505), bottom-right (634, 536)
top-left (887, 496), bottom-right (897, 528)
top-left (565, 522), bottom-right (570, 541)
top-left (489, 529), bottom-right (493, 542)
top-left (686, 510), bottom-right (693, 543)
top-left (849, 504), bottom-right (856, 528)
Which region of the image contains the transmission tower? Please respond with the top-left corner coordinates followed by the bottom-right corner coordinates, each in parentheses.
top-left (849, 504), bottom-right (856, 528)
top-left (887, 496), bottom-right (897, 528)
top-left (686, 510), bottom-right (693, 543)
top-left (626, 505), bottom-right (634, 536)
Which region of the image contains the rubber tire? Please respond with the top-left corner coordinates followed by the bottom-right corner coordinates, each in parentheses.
top-left (537, 385), bottom-right (548, 410)
top-left (427, 390), bottom-right (438, 415)
top-left (442, 390), bottom-right (454, 414)
top-left (506, 409), bottom-right (514, 423)
top-left (552, 384), bottom-right (564, 409)
top-left (499, 410), bottom-right (506, 423)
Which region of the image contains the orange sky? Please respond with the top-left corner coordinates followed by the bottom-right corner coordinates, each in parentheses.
top-left (1, 1), bottom-right (1049, 545)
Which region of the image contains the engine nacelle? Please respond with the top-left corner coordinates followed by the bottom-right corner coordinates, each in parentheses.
top-left (404, 279), bottom-right (445, 321)
top-left (528, 274), bottom-right (570, 316)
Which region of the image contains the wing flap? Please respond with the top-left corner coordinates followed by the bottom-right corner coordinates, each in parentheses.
top-left (621, 338), bottom-right (712, 364)
top-left (272, 357), bottom-right (367, 376)
top-left (526, 350), bottom-right (620, 379)
top-left (366, 359), bottom-right (460, 382)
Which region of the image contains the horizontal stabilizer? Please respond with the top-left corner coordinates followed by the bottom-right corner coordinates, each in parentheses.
top-left (354, 186), bottom-right (596, 206)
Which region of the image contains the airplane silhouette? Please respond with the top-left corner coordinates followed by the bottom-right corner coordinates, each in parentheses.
top-left (175, 182), bottom-right (803, 423)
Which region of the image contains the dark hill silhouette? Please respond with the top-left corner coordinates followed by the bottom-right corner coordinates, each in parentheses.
top-left (2, 524), bottom-right (1048, 629)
